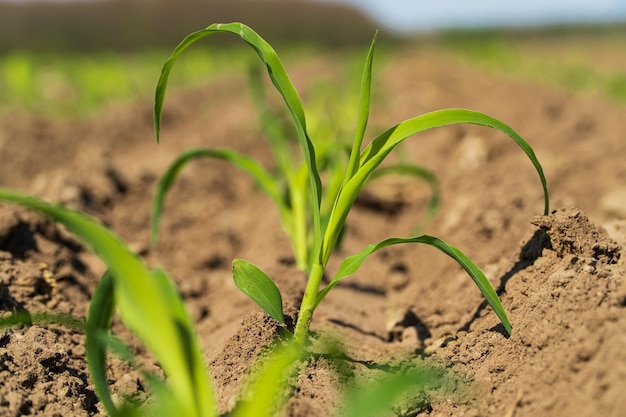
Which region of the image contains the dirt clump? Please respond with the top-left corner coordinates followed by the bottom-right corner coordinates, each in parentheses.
top-left (430, 207), bottom-right (625, 417)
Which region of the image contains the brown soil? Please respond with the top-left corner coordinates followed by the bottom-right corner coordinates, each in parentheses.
top-left (0, 48), bottom-right (625, 417)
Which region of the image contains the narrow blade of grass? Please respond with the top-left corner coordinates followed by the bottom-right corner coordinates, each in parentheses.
top-left (316, 235), bottom-right (511, 335)
top-left (87, 269), bottom-right (204, 417)
top-left (359, 108), bottom-right (549, 215)
top-left (150, 267), bottom-right (216, 416)
top-left (232, 259), bottom-right (285, 324)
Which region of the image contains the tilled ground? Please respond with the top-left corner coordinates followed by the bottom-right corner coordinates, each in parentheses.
top-left (0, 48), bottom-right (625, 416)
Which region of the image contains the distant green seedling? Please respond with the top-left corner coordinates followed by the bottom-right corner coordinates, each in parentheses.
top-left (153, 22), bottom-right (550, 346)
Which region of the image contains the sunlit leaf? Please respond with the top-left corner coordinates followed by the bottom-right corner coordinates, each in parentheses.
top-left (232, 259), bottom-right (285, 324)
top-left (322, 108), bottom-right (549, 265)
top-left (344, 31), bottom-right (377, 184)
top-left (0, 188), bottom-right (216, 417)
top-left (316, 235), bottom-right (512, 335)
top-left (231, 340), bottom-right (303, 417)
top-left (154, 22), bottom-right (322, 256)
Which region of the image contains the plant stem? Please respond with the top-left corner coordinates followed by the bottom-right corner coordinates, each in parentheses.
top-left (293, 262), bottom-right (325, 346)
top-left (291, 177), bottom-right (309, 272)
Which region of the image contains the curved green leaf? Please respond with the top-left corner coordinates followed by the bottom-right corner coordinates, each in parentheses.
top-left (85, 270), bottom-right (119, 416)
top-left (0, 188), bottom-right (216, 417)
top-left (360, 109), bottom-right (549, 214)
top-left (315, 235), bottom-right (511, 335)
top-left (151, 147), bottom-right (286, 245)
top-left (322, 108), bottom-right (549, 264)
top-left (232, 259), bottom-right (285, 324)
top-left (154, 22), bottom-right (322, 255)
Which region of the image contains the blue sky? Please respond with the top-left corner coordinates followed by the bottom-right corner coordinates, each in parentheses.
top-left (3, 0), bottom-right (626, 32)
top-left (316, 0), bottom-right (626, 31)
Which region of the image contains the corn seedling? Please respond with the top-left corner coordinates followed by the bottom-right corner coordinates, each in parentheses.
top-left (0, 190), bottom-right (308, 417)
top-left (151, 60), bottom-right (440, 272)
top-left (153, 22), bottom-right (549, 348)
top-left (248, 61), bottom-right (441, 262)
top-left (0, 190), bottom-right (456, 417)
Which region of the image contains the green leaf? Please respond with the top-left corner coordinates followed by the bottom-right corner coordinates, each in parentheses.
top-left (322, 108), bottom-right (549, 265)
top-left (344, 31), bottom-right (377, 184)
top-left (232, 259), bottom-right (285, 324)
top-left (231, 340), bottom-right (303, 417)
top-left (154, 22), bottom-right (323, 257)
top-left (86, 270), bottom-right (119, 416)
top-left (91, 270), bottom-right (211, 417)
top-left (0, 188), bottom-right (216, 417)
top-left (316, 235), bottom-right (512, 335)
top-left (151, 147), bottom-right (286, 245)
top-left (359, 109), bottom-right (549, 215)
top-left (149, 267), bottom-right (215, 416)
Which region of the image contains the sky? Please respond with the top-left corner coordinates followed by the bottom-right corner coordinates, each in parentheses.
top-left (3, 0), bottom-right (626, 32)
top-left (316, 0), bottom-right (626, 32)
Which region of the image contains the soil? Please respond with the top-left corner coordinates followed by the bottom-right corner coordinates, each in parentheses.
top-left (1, 48), bottom-right (625, 417)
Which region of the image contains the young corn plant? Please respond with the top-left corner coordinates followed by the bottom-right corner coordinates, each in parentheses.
top-left (246, 61), bottom-right (441, 263)
top-left (151, 59), bottom-right (440, 273)
top-left (0, 22), bottom-right (549, 417)
top-left (0, 191), bottom-right (315, 417)
top-left (0, 189), bottom-right (457, 417)
top-left (153, 22), bottom-right (550, 347)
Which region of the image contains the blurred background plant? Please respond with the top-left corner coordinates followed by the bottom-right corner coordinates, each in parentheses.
top-left (1, 0), bottom-right (626, 118)
top-left (0, 0), bottom-right (380, 118)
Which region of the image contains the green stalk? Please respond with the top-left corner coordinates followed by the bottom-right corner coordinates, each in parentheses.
top-left (290, 177), bottom-right (309, 272)
top-left (293, 262), bottom-right (325, 345)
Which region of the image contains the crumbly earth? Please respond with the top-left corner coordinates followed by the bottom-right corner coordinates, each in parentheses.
top-left (0, 48), bottom-right (625, 416)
